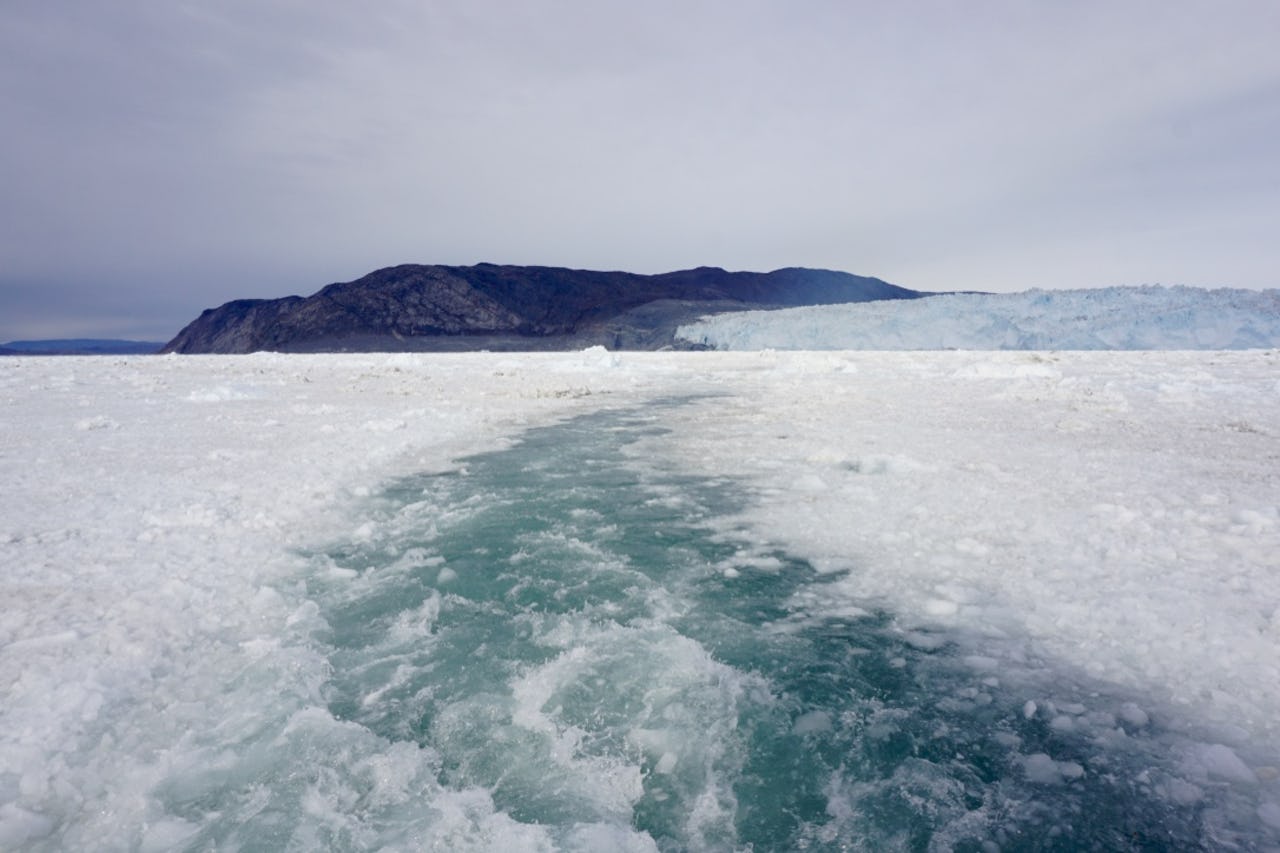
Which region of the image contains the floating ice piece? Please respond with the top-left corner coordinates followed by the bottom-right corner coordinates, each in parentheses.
top-left (74, 414), bottom-right (118, 430)
top-left (923, 598), bottom-right (959, 617)
top-left (185, 384), bottom-right (259, 402)
top-left (1119, 702), bottom-right (1150, 728)
top-left (1021, 753), bottom-right (1085, 784)
top-left (1193, 743), bottom-right (1258, 785)
top-left (654, 752), bottom-right (679, 774)
top-left (0, 802), bottom-right (55, 847)
top-left (793, 710), bottom-right (833, 735)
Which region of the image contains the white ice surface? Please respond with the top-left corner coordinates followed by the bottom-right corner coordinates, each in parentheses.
top-left (676, 285), bottom-right (1280, 350)
top-left (3, 347), bottom-right (1280, 846)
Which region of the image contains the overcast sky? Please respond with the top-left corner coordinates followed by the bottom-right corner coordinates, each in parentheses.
top-left (3, 1), bottom-right (1278, 341)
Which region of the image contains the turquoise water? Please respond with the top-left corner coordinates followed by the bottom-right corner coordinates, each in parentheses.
top-left (165, 400), bottom-right (1261, 850)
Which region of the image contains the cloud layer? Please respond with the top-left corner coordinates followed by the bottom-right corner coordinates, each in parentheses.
top-left (3, 1), bottom-right (1278, 339)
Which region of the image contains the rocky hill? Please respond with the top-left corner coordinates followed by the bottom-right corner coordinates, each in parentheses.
top-left (162, 263), bottom-right (923, 353)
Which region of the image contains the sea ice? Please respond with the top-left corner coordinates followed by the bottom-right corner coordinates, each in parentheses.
top-left (3, 343), bottom-right (1278, 847)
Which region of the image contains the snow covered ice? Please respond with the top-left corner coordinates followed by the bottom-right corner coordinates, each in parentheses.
top-left (3, 327), bottom-right (1280, 847)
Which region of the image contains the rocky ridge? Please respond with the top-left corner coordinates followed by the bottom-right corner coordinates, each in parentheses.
top-left (162, 263), bottom-right (923, 353)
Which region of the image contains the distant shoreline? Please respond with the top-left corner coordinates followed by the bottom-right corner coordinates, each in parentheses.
top-left (1, 339), bottom-right (164, 356)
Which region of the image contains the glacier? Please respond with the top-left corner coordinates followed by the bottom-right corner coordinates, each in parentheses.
top-left (676, 285), bottom-right (1280, 350)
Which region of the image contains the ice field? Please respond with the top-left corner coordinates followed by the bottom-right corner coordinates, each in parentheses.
top-left (3, 345), bottom-right (1280, 849)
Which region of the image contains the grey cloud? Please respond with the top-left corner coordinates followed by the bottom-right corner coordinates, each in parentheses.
top-left (2, 1), bottom-right (1277, 339)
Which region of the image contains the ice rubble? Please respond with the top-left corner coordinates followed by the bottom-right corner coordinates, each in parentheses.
top-left (2, 335), bottom-right (1279, 846)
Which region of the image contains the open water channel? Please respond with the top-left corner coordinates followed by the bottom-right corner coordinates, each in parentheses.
top-left (170, 399), bottom-right (1267, 850)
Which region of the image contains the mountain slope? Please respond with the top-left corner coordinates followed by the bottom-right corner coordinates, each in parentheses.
top-left (162, 263), bottom-right (921, 353)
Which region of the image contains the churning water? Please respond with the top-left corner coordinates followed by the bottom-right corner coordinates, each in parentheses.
top-left (164, 400), bottom-right (1269, 850)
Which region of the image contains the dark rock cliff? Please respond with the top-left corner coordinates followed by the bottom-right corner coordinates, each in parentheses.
top-left (162, 263), bottom-right (923, 353)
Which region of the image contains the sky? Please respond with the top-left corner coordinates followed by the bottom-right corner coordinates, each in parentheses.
top-left (2, 1), bottom-right (1278, 342)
